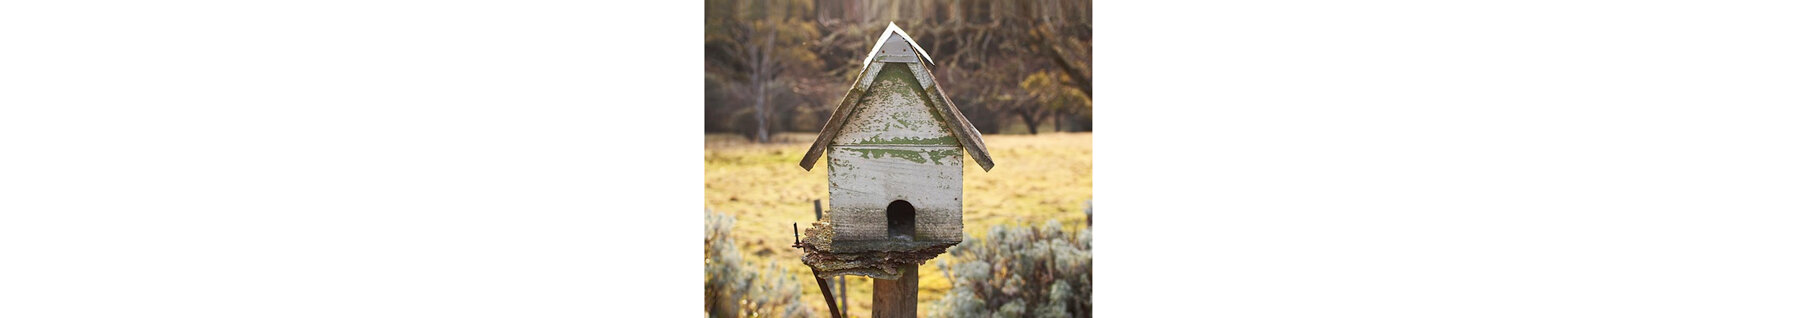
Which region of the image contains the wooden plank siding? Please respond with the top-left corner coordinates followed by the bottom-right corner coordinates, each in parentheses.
top-left (825, 146), bottom-right (962, 243)
top-left (831, 66), bottom-right (957, 146)
top-left (826, 64), bottom-right (964, 246)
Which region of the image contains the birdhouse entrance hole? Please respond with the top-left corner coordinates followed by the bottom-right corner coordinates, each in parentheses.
top-left (886, 200), bottom-right (915, 240)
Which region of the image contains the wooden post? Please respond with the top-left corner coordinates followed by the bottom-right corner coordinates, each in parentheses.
top-left (871, 264), bottom-right (919, 318)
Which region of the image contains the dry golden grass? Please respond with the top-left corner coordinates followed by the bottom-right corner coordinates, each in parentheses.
top-left (705, 132), bottom-right (1091, 316)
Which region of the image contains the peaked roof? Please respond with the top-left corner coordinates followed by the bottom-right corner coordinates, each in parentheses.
top-left (862, 22), bottom-right (934, 67)
top-left (800, 24), bottom-right (993, 172)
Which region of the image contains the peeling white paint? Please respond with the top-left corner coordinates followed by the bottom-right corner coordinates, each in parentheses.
top-left (831, 66), bottom-right (954, 145)
top-left (827, 146), bottom-right (962, 242)
top-left (824, 60), bottom-right (964, 246)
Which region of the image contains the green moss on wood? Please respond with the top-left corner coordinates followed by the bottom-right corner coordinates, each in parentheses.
top-left (873, 64), bottom-right (914, 87)
top-left (842, 147), bottom-right (960, 165)
top-left (924, 149), bottom-right (960, 165)
top-left (846, 148), bottom-right (927, 164)
top-left (832, 63), bottom-right (964, 147)
top-left (849, 135), bottom-right (959, 146)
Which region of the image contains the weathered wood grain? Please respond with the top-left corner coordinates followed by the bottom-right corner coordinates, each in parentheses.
top-left (912, 62), bottom-right (994, 171)
top-left (798, 25), bottom-right (994, 268)
top-left (871, 264), bottom-right (919, 318)
top-left (818, 55), bottom-right (969, 247)
top-left (799, 62), bottom-right (884, 171)
top-left (832, 66), bottom-right (958, 146)
top-left (799, 37), bottom-right (993, 171)
top-left (861, 22), bottom-right (934, 67)
top-left (826, 145), bottom-right (962, 243)
top-left (871, 32), bottom-right (921, 64)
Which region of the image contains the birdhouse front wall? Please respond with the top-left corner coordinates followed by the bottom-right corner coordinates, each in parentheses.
top-left (826, 65), bottom-right (964, 245)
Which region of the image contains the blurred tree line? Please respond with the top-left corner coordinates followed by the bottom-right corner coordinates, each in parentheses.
top-left (706, 0), bottom-right (1092, 142)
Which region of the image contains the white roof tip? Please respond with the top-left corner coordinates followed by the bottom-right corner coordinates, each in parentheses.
top-left (861, 22), bottom-right (935, 68)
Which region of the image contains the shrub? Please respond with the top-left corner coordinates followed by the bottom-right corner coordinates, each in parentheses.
top-left (931, 219), bottom-right (1093, 318)
top-left (705, 210), bottom-right (814, 318)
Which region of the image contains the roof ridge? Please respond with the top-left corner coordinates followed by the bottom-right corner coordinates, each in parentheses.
top-left (861, 22), bottom-right (935, 68)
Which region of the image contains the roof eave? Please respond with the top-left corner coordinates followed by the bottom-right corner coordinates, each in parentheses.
top-left (909, 62), bottom-right (994, 171)
top-left (799, 62), bottom-right (886, 171)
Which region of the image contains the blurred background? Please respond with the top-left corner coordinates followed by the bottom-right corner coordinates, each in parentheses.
top-left (705, 1), bottom-right (1092, 317)
top-left (705, 0), bottom-right (1091, 141)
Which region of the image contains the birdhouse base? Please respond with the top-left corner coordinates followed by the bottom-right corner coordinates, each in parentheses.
top-left (799, 222), bottom-right (955, 280)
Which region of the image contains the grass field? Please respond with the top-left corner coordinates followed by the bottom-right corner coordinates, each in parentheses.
top-left (705, 132), bottom-right (1092, 316)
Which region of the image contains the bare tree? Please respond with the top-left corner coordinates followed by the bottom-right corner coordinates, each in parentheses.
top-left (706, 0), bottom-right (822, 142)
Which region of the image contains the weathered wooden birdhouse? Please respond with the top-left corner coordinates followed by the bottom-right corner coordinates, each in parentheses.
top-left (797, 23), bottom-right (993, 280)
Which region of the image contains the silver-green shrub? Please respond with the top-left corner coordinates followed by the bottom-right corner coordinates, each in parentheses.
top-left (704, 210), bottom-right (814, 318)
top-left (932, 219), bottom-right (1093, 318)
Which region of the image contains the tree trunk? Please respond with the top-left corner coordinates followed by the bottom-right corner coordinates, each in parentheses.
top-left (1018, 107), bottom-right (1041, 135)
top-left (751, 19), bottom-right (778, 144)
top-left (753, 78), bottom-right (769, 143)
top-left (871, 265), bottom-right (918, 318)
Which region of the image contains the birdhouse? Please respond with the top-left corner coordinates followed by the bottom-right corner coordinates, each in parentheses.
top-left (797, 23), bottom-right (994, 280)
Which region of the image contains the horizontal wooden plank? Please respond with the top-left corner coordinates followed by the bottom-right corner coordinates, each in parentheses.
top-left (827, 145), bottom-right (963, 243)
